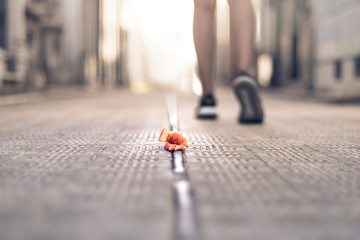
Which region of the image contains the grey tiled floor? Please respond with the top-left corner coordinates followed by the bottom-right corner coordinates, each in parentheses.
top-left (180, 88), bottom-right (360, 240)
top-left (0, 88), bottom-right (359, 240)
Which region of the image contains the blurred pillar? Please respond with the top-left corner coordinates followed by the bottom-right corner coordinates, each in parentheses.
top-left (255, 0), bottom-right (281, 87)
top-left (5, 0), bottom-right (27, 88)
top-left (296, 0), bottom-right (313, 90)
top-left (83, 0), bottom-right (100, 90)
top-left (99, 0), bottom-right (121, 88)
top-left (0, 0), bottom-right (6, 49)
top-left (7, 0), bottom-right (27, 52)
top-left (256, 0), bottom-right (311, 88)
top-left (119, 0), bottom-right (129, 87)
top-left (311, 0), bottom-right (360, 100)
top-left (0, 0), bottom-right (6, 89)
top-left (271, 0), bottom-right (293, 87)
top-left (60, 0), bottom-right (84, 85)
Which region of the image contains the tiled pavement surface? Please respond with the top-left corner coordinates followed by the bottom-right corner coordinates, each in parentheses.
top-left (0, 87), bottom-right (360, 240)
top-left (179, 89), bottom-right (360, 240)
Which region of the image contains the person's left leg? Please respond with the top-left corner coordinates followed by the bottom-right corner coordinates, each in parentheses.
top-left (193, 0), bottom-right (218, 119)
top-left (193, 0), bottom-right (216, 96)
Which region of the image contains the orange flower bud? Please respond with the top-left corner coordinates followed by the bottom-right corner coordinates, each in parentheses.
top-left (159, 128), bottom-right (188, 152)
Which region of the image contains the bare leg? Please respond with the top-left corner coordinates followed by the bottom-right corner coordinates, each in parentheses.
top-left (193, 0), bottom-right (216, 96)
top-left (228, 0), bottom-right (263, 123)
top-left (228, 0), bottom-right (256, 78)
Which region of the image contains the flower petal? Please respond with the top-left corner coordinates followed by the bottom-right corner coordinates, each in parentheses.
top-left (167, 132), bottom-right (181, 145)
top-left (183, 137), bottom-right (189, 147)
top-left (159, 128), bottom-right (169, 142)
top-left (175, 144), bottom-right (185, 151)
top-left (164, 142), bottom-right (176, 151)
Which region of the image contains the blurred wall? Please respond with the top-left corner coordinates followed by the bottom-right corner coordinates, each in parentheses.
top-left (0, 0), bottom-right (82, 92)
top-left (312, 0), bottom-right (360, 100)
top-left (1, 0), bottom-right (359, 100)
top-left (60, 0), bottom-right (84, 85)
top-left (252, 0), bottom-right (360, 100)
top-left (255, 0), bottom-right (312, 88)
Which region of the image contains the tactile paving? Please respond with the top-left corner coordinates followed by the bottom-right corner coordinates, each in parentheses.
top-left (1, 87), bottom-right (360, 240)
top-left (178, 87), bottom-right (360, 240)
top-left (0, 91), bottom-right (172, 240)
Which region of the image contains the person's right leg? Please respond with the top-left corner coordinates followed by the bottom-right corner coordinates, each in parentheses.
top-left (228, 0), bottom-right (263, 123)
top-left (228, 0), bottom-right (255, 77)
top-left (193, 0), bottom-right (217, 119)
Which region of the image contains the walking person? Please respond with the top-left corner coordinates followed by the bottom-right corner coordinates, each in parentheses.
top-left (194, 0), bottom-right (263, 123)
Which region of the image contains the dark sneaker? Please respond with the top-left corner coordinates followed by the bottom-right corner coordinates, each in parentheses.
top-left (232, 72), bottom-right (263, 123)
top-left (196, 95), bottom-right (217, 119)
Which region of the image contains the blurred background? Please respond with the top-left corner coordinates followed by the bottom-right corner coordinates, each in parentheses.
top-left (0, 0), bottom-right (359, 100)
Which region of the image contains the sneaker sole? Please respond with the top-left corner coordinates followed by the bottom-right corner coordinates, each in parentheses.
top-left (233, 76), bottom-right (263, 123)
top-left (196, 106), bottom-right (217, 119)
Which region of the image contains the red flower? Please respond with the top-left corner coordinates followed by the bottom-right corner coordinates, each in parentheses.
top-left (159, 128), bottom-right (189, 152)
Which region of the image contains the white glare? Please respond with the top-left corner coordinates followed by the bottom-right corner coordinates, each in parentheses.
top-left (257, 53), bottom-right (273, 87)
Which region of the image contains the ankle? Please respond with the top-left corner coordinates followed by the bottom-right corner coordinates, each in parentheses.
top-left (233, 69), bottom-right (255, 79)
top-left (202, 93), bottom-right (215, 99)
top-left (200, 95), bottom-right (216, 106)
